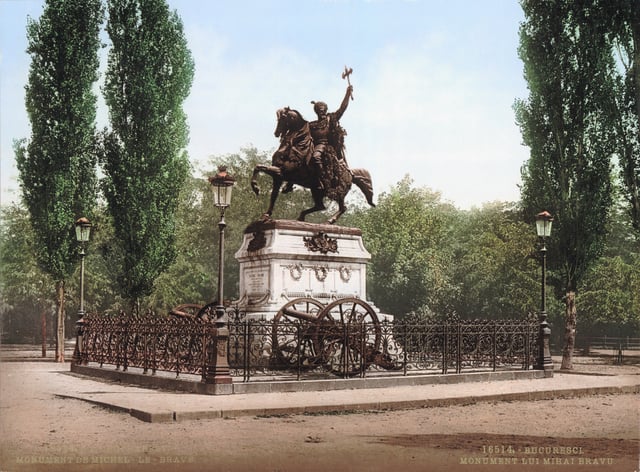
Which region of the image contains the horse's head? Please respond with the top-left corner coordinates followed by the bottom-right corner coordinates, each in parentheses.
top-left (274, 107), bottom-right (305, 138)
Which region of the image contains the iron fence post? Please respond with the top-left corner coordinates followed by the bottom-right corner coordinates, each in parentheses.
top-left (123, 318), bottom-right (129, 372)
top-left (442, 323), bottom-right (448, 375)
top-left (456, 322), bottom-right (462, 374)
top-left (492, 323), bottom-right (497, 372)
top-left (360, 321), bottom-right (366, 378)
top-left (204, 313), bottom-right (233, 392)
top-left (243, 319), bottom-right (250, 383)
top-left (296, 322), bottom-right (302, 381)
top-left (402, 323), bottom-right (407, 376)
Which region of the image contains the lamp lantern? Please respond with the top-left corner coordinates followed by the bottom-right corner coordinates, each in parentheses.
top-left (75, 217), bottom-right (92, 242)
top-left (209, 166), bottom-right (236, 209)
top-left (535, 211), bottom-right (553, 238)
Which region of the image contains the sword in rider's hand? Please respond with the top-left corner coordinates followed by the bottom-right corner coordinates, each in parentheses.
top-left (342, 66), bottom-right (354, 100)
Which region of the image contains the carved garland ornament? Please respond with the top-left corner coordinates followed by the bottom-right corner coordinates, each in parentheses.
top-left (303, 232), bottom-right (338, 254)
top-left (288, 264), bottom-right (303, 281)
top-left (339, 265), bottom-right (352, 282)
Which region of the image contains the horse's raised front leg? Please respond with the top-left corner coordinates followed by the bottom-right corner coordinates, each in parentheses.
top-left (252, 165), bottom-right (284, 221)
top-left (251, 165), bottom-right (282, 196)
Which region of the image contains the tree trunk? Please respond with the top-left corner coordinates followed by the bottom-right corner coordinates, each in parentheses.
top-left (41, 309), bottom-right (47, 358)
top-left (55, 280), bottom-right (66, 363)
top-left (560, 291), bottom-right (577, 370)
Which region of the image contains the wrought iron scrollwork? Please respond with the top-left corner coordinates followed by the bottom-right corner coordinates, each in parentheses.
top-left (80, 307), bottom-right (538, 382)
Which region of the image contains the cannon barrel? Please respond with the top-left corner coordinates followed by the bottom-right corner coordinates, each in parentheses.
top-left (282, 307), bottom-right (320, 323)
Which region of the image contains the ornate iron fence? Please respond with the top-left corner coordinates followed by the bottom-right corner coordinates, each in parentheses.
top-left (80, 312), bottom-right (216, 380)
top-left (228, 310), bottom-right (539, 380)
top-left (79, 310), bottom-right (539, 381)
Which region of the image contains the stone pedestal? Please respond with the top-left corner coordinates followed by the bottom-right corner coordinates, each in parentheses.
top-left (235, 220), bottom-right (383, 319)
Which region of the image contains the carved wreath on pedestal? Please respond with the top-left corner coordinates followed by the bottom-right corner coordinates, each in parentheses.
top-left (303, 232), bottom-right (338, 254)
top-left (339, 265), bottom-right (351, 282)
top-left (313, 265), bottom-right (328, 282)
top-left (288, 264), bottom-right (303, 281)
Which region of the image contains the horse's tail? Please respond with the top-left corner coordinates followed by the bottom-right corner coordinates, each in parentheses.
top-left (351, 168), bottom-right (376, 207)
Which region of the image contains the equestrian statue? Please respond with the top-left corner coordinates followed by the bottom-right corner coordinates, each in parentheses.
top-left (251, 67), bottom-right (375, 224)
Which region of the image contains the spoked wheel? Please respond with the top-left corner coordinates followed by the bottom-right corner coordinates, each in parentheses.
top-left (272, 298), bottom-right (325, 370)
top-left (317, 298), bottom-right (381, 377)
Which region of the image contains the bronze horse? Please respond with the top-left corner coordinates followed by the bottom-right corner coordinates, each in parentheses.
top-left (251, 107), bottom-right (375, 224)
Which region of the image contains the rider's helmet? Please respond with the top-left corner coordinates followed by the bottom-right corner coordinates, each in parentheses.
top-left (311, 101), bottom-right (328, 116)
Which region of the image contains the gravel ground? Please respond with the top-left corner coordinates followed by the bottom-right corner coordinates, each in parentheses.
top-left (0, 346), bottom-right (638, 472)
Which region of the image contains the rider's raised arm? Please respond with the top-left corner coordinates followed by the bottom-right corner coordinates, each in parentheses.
top-left (333, 85), bottom-right (353, 120)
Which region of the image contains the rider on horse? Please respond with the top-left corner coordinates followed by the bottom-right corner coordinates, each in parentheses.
top-left (308, 84), bottom-right (353, 190)
top-left (252, 77), bottom-right (374, 224)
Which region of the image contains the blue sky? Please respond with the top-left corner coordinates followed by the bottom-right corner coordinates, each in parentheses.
top-left (1, 0), bottom-right (530, 209)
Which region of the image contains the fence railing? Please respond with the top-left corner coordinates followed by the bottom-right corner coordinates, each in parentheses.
top-left (80, 312), bottom-right (216, 380)
top-left (80, 310), bottom-right (539, 382)
top-left (228, 311), bottom-right (538, 380)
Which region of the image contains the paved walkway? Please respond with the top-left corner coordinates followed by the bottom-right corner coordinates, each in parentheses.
top-left (3, 347), bottom-right (639, 423)
top-left (59, 367), bottom-right (640, 423)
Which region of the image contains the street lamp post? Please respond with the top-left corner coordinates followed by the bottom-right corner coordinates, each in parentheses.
top-left (206, 166), bottom-right (236, 387)
top-left (72, 217), bottom-right (91, 364)
top-left (535, 211), bottom-right (554, 376)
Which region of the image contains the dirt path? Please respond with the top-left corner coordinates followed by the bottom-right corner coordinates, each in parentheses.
top-left (0, 358), bottom-right (638, 472)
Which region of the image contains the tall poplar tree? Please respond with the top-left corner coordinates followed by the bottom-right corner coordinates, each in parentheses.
top-left (15, 0), bottom-right (103, 362)
top-left (515, 0), bottom-right (617, 369)
top-left (608, 0), bottom-right (640, 233)
top-left (100, 0), bottom-right (194, 312)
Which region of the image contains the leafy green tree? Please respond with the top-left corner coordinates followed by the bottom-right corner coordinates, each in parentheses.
top-left (14, 0), bottom-right (103, 361)
top-left (577, 205), bottom-right (640, 335)
top-left (0, 204), bottom-right (54, 346)
top-left (515, 0), bottom-right (618, 368)
top-left (602, 0), bottom-right (640, 234)
top-left (450, 203), bottom-right (540, 319)
top-left (351, 176), bottom-right (457, 318)
top-left (100, 0), bottom-right (194, 312)
top-left (578, 255), bottom-right (640, 329)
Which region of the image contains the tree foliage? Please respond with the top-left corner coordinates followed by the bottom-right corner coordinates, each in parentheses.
top-left (15, 0), bottom-right (102, 280)
top-left (0, 205), bottom-right (54, 343)
top-left (14, 0), bottom-right (103, 360)
top-left (516, 0), bottom-right (618, 290)
top-left (606, 0), bottom-right (640, 233)
top-left (3, 175), bottom-right (638, 343)
top-left (350, 176), bottom-right (457, 317)
top-left (577, 205), bottom-right (640, 332)
top-left (449, 202), bottom-right (540, 319)
top-left (100, 0), bottom-right (194, 311)
top-left (515, 0), bottom-right (622, 367)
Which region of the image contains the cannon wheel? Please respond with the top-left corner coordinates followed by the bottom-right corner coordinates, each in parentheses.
top-left (317, 298), bottom-right (381, 377)
top-left (272, 298), bottom-right (325, 369)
